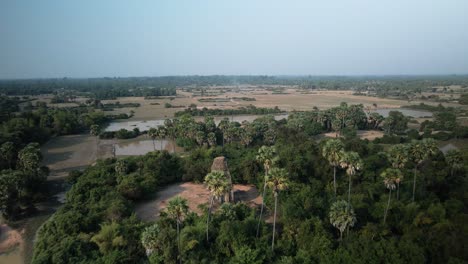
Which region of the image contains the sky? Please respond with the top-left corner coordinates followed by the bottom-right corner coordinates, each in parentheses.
top-left (1, 0), bottom-right (468, 79)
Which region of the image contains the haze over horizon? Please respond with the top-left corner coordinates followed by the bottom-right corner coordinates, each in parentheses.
top-left (1, 0), bottom-right (468, 79)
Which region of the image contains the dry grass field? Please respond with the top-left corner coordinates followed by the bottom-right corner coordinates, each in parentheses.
top-left (102, 88), bottom-right (447, 121)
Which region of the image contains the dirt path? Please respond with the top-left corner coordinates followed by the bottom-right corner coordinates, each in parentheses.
top-left (135, 182), bottom-right (261, 222)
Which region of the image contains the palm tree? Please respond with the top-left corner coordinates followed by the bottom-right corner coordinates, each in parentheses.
top-left (90, 124), bottom-right (100, 150)
top-left (157, 126), bottom-right (168, 150)
top-left (340, 151), bottom-right (363, 207)
top-left (408, 139), bottom-right (438, 202)
top-left (148, 127), bottom-right (158, 151)
top-left (218, 118), bottom-right (230, 146)
top-left (381, 168), bottom-right (401, 224)
top-left (387, 144), bottom-right (409, 199)
top-left (329, 200), bottom-right (357, 240)
top-left (204, 171), bottom-right (230, 242)
top-left (164, 119), bottom-right (178, 153)
top-left (256, 145), bottom-right (278, 237)
top-left (166, 196), bottom-right (189, 264)
top-left (266, 167), bottom-right (289, 251)
top-left (195, 131), bottom-right (205, 146)
top-left (141, 223), bottom-right (161, 256)
top-left (115, 159), bottom-right (128, 176)
top-left (322, 139), bottom-right (345, 196)
top-left (207, 132), bottom-right (216, 147)
top-left (445, 149), bottom-right (463, 178)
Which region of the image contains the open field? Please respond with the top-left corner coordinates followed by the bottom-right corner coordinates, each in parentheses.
top-left (135, 182), bottom-right (261, 222)
top-left (99, 88), bottom-right (462, 121)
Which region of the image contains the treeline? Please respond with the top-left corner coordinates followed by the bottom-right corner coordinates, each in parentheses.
top-left (32, 120), bottom-right (468, 263)
top-left (2, 75), bottom-right (467, 100)
top-left (0, 77), bottom-right (177, 99)
top-left (175, 105), bottom-right (283, 117)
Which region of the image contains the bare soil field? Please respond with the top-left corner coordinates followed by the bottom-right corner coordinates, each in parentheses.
top-left (135, 182), bottom-right (261, 222)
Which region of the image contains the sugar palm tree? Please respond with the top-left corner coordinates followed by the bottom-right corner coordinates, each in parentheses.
top-left (114, 159), bottom-right (128, 176)
top-left (207, 132), bottom-right (216, 147)
top-left (445, 149), bottom-right (463, 178)
top-left (322, 139), bottom-right (345, 196)
top-left (164, 119), bottom-right (178, 153)
top-left (204, 171), bottom-right (230, 242)
top-left (90, 124), bottom-right (100, 150)
top-left (148, 127), bottom-right (158, 151)
top-left (381, 168), bottom-right (401, 224)
top-left (141, 223), bottom-right (161, 256)
top-left (166, 196), bottom-right (189, 264)
top-left (256, 145), bottom-right (278, 237)
top-left (329, 200), bottom-right (356, 240)
top-left (266, 167), bottom-right (289, 251)
top-left (157, 126), bottom-right (168, 150)
top-left (340, 151), bottom-right (363, 207)
top-left (408, 139), bottom-right (438, 202)
top-left (387, 144), bottom-right (409, 199)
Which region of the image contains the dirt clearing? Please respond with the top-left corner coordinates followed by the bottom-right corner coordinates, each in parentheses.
top-left (135, 182), bottom-right (261, 222)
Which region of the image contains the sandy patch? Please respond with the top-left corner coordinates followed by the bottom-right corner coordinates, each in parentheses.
top-left (135, 182), bottom-right (261, 222)
top-left (321, 130), bottom-right (384, 140)
top-left (0, 225), bottom-right (24, 254)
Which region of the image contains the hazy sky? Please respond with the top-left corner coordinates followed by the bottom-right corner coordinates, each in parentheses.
top-left (1, 0), bottom-right (468, 78)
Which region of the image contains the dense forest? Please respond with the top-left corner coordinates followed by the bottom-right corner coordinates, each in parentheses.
top-left (29, 103), bottom-right (468, 263)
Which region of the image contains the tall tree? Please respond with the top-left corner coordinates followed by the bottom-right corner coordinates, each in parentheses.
top-left (329, 200), bottom-right (357, 240)
top-left (256, 145), bottom-right (278, 237)
top-left (445, 149), bottom-right (463, 178)
top-left (165, 119), bottom-right (178, 153)
top-left (90, 124), bottom-right (100, 149)
top-left (157, 126), bottom-right (168, 150)
top-left (148, 127), bottom-right (158, 151)
top-left (387, 144), bottom-right (409, 199)
top-left (266, 167), bottom-right (289, 251)
top-left (207, 132), bottom-right (217, 147)
top-left (18, 142), bottom-right (42, 173)
top-left (141, 223), bottom-right (161, 256)
top-left (204, 171), bottom-right (230, 242)
top-left (408, 139), bottom-right (438, 202)
top-left (322, 139), bottom-right (345, 196)
top-left (340, 151), bottom-right (363, 207)
top-left (0, 142), bottom-right (16, 169)
top-left (381, 168), bottom-right (401, 224)
top-left (166, 196), bottom-right (189, 264)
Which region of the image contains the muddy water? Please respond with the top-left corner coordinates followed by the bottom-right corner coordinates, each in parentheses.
top-left (105, 114), bottom-right (289, 132)
top-left (115, 139), bottom-right (171, 156)
top-left (374, 108), bottom-right (432, 118)
top-left (105, 109), bottom-right (431, 133)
